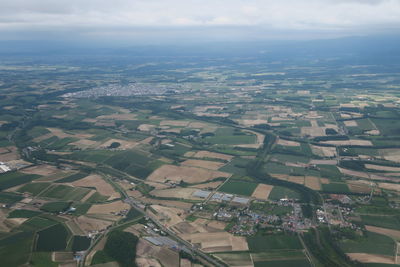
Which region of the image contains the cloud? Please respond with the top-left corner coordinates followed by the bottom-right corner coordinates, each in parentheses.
top-left (0, 0), bottom-right (400, 40)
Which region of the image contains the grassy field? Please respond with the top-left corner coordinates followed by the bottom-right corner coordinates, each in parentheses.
top-left (40, 201), bottom-right (71, 213)
top-left (8, 209), bottom-right (42, 218)
top-left (318, 165), bottom-right (342, 181)
top-left (361, 215), bottom-right (400, 230)
top-left (56, 172), bottom-right (89, 183)
top-left (18, 182), bottom-right (51, 196)
top-left (30, 252), bottom-right (58, 267)
top-left (213, 252), bottom-right (252, 266)
top-left (220, 157), bottom-right (251, 176)
top-left (71, 235), bottom-right (91, 251)
top-left (91, 250), bottom-right (115, 265)
top-left (272, 153), bottom-right (310, 164)
top-left (251, 250), bottom-right (306, 261)
top-left (0, 171), bottom-right (41, 190)
top-left (218, 180), bottom-right (258, 196)
top-left (0, 231), bottom-right (35, 266)
top-left (66, 150), bottom-right (121, 163)
top-left (254, 259), bottom-right (311, 267)
top-left (247, 233), bottom-right (303, 252)
top-left (205, 127), bottom-right (256, 145)
top-left (371, 118), bottom-right (400, 136)
top-left (339, 231), bottom-right (396, 256)
top-left (103, 150), bottom-right (162, 179)
top-left (0, 192), bottom-right (23, 204)
top-left (18, 216), bottom-right (58, 232)
top-left (36, 223), bottom-right (69, 251)
top-left (40, 184), bottom-right (91, 201)
top-left (85, 192), bottom-right (109, 203)
top-left (264, 162), bottom-right (292, 174)
top-left (268, 186), bottom-right (301, 200)
top-left (322, 182), bottom-right (350, 193)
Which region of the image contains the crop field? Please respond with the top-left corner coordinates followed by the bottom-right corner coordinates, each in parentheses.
top-left (251, 250), bottom-right (307, 262)
top-left (268, 186), bottom-right (301, 200)
top-left (0, 231), bottom-right (35, 266)
top-left (188, 150), bottom-right (234, 161)
top-left (39, 184), bottom-right (92, 201)
top-left (17, 216), bottom-right (58, 232)
top-left (71, 235), bottom-right (91, 251)
top-left (321, 182), bottom-right (350, 193)
top-left (251, 184), bottom-right (274, 200)
top-left (213, 252), bottom-right (253, 266)
top-left (272, 153), bottom-right (310, 164)
top-left (72, 174), bottom-right (118, 199)
top-left (30, 252), bottom-right (57, 267)
top-left (40, 201), bottom-right (71, 213)
top-left (339, 231), bottom-right (395, 256)
top-left (17, 182), bottom-right (51, 196)
top-left (181, 159), bottom-right (225, 170)
top-left (254, 259), bottom-right (311, 267)
top-left (361, 215), bottom-right (400, 230)
top-left (35, 223), bottom-right (69, 251)
top-left (75, 216), bottom-right (113, 233)
top-left (0, 171), bottom-right (41, 190)
top-left (0, 192), bottom-right (23, 204)
top-left (247, 234), bottom-right (303, 252)
top-left (56, 171), bottom-right (89, 183)
top-left (179, 231), bottom-right (249, 252)
top-left (147, 164), bottom-right (230, 184)
top-left (20, 164), bottom-right (60, 176)
top-left (8, 209), bottom-right (41, 218)
top-left (87, 200), bottom-right (130, 215)
top-left (218, 180), bottom-right (258, 196)
top-left (3, 36), bottom-right (400, 267)
top-left (205, 127), bottom-right (257, 145)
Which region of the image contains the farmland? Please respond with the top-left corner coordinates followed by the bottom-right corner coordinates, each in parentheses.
top-left (1, 39), bottom-right (400, 267)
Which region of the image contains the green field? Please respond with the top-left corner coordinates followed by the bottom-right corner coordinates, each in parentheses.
top-left (220, 157), bottom-right (251, 176)
top-left (321, 182), bottom-right (350, 193)
top-left (40, 184), bottom-right (91, 201)
top-left (71, 235), bottom-right (91, 251)
top-left (247, 234), bottom-right (303, 252)
top-left (18, 216), bottom-right (58, 232)
top-left (91, 250), bottom-right (115, 265)
top-left (0, 231), bottom-right (35, 266)
top-left (272, 153), bottom-right (310, 164)
top-left (30, 252), bottom-right (58, 267)
top-left (213, 252), bottom-right (252, 266)
top-left (56, 172), bottom-right (89, 183)
top-left (251, 250), bottom-right (306, 261)
top-left (218, 180), bottom-right (258, 196)
top-left (361, 215), bottom-right (400, 230)
top-left (36, 223), bottom-right (69, 251)
top-left (18, 182), bottom-right (51, 196)
top-left (339, 231), bottom-right (396, 256)
top-left (205, 127), bottom-right (256, 145)
top-left (40, 201), bottom-right (71, 213)
top-left (0, 192), bottom-right (23, 204)
top-left (268, 186), bottom-right (301, 200)
top-left (8, 209), bottom-right (42, 218)
top-left (254, 259), bottom-right (311, 267)
top-left (0, 171), bottom-right (41, 190)
top-left (85, 192), bottom-right (109, 203)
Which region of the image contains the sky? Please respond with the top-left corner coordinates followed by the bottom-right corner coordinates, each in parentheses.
top-left (1, 0), bottom-right (400, 43)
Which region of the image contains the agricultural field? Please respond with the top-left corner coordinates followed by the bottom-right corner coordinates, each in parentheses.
top-left (1, 40), bottom-right (400, 267)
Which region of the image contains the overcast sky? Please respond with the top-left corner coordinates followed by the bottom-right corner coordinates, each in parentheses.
top-left (1, 0), bottom-right (400, 43)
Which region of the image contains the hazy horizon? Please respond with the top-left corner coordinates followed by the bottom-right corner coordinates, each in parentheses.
top-left (1, 0), bottom-right (400, 44)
